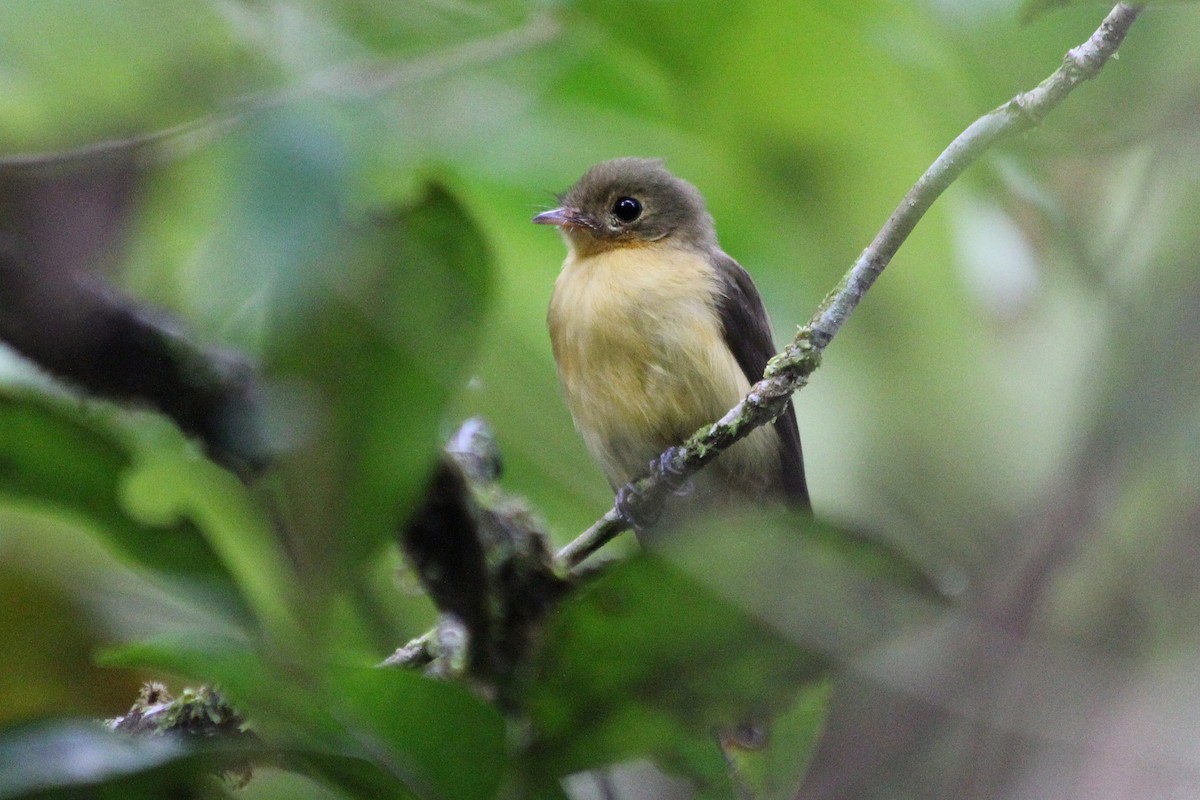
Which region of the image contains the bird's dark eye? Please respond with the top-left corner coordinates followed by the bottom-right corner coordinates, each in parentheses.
top-left (612, 196), bottom-right (642, 223)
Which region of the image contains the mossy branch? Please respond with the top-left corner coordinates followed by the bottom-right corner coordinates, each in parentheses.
top-left (557, 2), bottom-right (1145, 569)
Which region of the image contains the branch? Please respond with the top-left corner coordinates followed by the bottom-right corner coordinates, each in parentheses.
top-left (0, 14), bottom-right (559, 172)
top-left (0, 15), bottom-right (559, 471)
top-left (110, 682), bottom-right (247, 738)
top-left (0, 230), bottom-right (267, 473)
top-left (557, 2), bottom-right (1145, 570)
top-left (386, 419), bottom-right (569, 674)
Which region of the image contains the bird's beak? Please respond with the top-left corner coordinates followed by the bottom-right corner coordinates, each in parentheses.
top-left (532, 206), bottom-right (593, 230)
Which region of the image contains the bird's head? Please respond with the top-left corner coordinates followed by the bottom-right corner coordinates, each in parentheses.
top-left (533, 157), bottom-right (717, 256)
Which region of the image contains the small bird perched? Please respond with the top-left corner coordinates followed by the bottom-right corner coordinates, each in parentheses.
top-left (534, 158), bottom-right (809, 526)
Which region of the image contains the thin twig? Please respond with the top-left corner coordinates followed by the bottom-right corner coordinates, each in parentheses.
top-left (556, 2), bottom-right (1145, 571)
top-left (556, 510), bottom-right (624, 568)
top-left (0, 14), bottom-right (559, 172)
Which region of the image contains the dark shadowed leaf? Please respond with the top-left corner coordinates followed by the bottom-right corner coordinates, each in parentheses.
top-left (0, 568), bottom-right (135, 726)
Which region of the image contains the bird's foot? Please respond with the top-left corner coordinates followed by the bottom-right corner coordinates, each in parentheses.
top-left (615, 482), bottom-right (661, 531)
top-left (656, 446), bottom-right (693, 496)
top-left (615, 447), bottom-right (692, 530)
top-left (656, 446), bottom-right (687, 481)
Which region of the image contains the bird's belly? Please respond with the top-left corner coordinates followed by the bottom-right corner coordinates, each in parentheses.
top-left (548, 249), bottom-right (780, 498)
top-left (567, 312), bottom-right (734, 480)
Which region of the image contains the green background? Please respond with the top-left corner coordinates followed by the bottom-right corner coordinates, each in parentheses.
top-left (1, 1), bottom-right (1199, 798)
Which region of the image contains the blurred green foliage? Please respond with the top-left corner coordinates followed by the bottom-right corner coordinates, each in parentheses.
top-left (1, 0), bottom-right (1199, 798)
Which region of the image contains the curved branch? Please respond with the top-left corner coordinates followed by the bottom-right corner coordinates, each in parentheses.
top-left (0, 14), bottom-right (560, 472)
top-left (558, 2), bottom-right (1145, 570)
top-left (0, 14), bottom-right (559, 172)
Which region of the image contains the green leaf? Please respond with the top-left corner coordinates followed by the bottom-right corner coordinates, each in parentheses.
top-left (518, 511), bottom-right (942, 793)
top-left (279, 755), bottom-right (418, 800)
top-left (656, 512), bottom-right (944, 658)
top-left (99, 636), bottom-right (339, 750)
top-left (101, 638), bottom-right (419, 798)
top-left (332, 668), bottom-right (507, 800)
top-left (102, 641), bottom-right (508, 800)
top-left (0, 718), bottom-right (244, 800)
top-left (264, 181), bottom-right (494, 587)
top-left (724, 680), bottom-right (832, 800)
top-left (516, 546), bottom-right (819, 793)
top-left (0, 390), bottom-right (235, 595)
top-left (0, 380), bottom-right (303, 640)
top-left (118, 422), bottom-right (300, 644)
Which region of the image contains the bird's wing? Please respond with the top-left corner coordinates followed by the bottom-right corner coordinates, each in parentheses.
top-left (711, 252), bottom-right (810, 509)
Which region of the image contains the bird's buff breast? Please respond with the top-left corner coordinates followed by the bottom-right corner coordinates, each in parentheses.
top-left (547, 244), bottom-right (779, 492)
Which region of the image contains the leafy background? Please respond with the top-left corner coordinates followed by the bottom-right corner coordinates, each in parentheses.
top-left (2, 1), bottom-right (1200, 798)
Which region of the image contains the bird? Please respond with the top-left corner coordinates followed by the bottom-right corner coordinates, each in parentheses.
top-left (534, 157), bottom-right (809, 529)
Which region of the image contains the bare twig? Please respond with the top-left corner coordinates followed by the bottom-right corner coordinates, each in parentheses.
top-left (556, 509), bottom-right (624, 568)
top-left (0, 14), bottom-right (559, 172)
top-left (557, 2), bottom-right (1145, 570)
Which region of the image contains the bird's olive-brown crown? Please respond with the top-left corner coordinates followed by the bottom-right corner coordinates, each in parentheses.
top-left (548, 157), bottom-right (718, 251)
